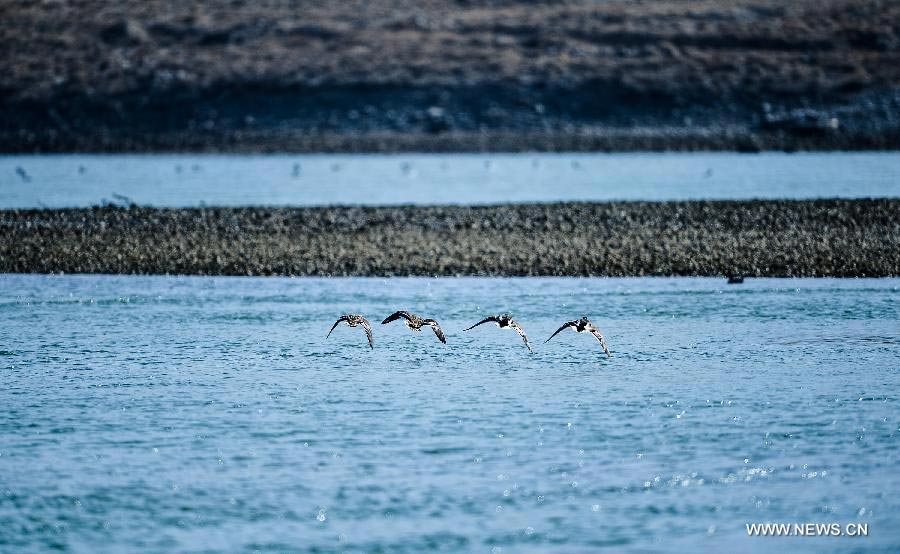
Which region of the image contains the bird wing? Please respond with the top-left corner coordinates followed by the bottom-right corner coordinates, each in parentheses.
top-left (425, 320), bottom-right (447, 344)
top-left (512, 322), bottom-right (534, 353)
top-left (464, 316), bottom-right (500, 331)
top-left (359, 317), bottom-right (375, 349)
top-left (326, 316), bottom-right (350, 338)
top-left (545, 320), bottom-right (578, 343)
top-left (382, 311), bottom-right (413, 325)
top-left (590, 329), bottom-right (611, 358)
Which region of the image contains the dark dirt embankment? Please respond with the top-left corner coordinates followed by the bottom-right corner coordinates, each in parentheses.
top-left (2, 0), bottom-right (899, 152)
top-left (2, 200), bottom-right (897, 276)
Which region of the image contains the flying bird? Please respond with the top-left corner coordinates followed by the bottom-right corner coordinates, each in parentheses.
top-left (464, 314), bottom-right (533, 353)
top-left (326, 314), bottom-right (374, 349)
top-left (545, 316), bottom-right (610, 357)
top-left (381, 310), bottom-right (446, 344)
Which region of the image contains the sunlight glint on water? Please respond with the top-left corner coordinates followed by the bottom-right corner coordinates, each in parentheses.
top-left (1, 275), bottom-right (899, 552)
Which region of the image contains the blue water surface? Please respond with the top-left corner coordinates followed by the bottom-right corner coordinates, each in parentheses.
top-left (1, 275), bottom-right (898, 552)
top-left (1, 152), bottom-right (899, 208)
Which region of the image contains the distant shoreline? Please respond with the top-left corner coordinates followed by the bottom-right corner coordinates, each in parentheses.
top-left (4, 128), bottom-right (900, 154)
top-left (2, 200), bottom-right (897, 277)
top-left (4, 1), bottom-right (898, 154)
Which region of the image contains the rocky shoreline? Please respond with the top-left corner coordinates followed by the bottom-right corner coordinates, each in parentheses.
top-left (2, 200), bottom-right (897, 277)
top-left (10, 126), bottom-right (900, 155)
top-left (3, 0), bottom-right (899, 153)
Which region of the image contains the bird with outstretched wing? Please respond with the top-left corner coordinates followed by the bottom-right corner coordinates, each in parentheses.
top-left (381, 310), bottom-right (447, 344)
top-left (545, 316), bottom-right (610, 358)
top-left (326, 314), bottom-right (374, 349)
top-left (464, 314), bottom-right (533, 353)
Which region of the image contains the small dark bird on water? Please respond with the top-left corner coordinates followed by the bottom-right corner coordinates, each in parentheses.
top-left (15, 167), bottom-right (30, 182)
top-left (464, 314), bottom-right (533, 353)
top-left (545, 316), bottom-right (611, 358)
top-left (726, 275), bottom-right (745, 284)
top-left (382, 311), bottom-right (447, 343)
top-left (326, 314), bottom-right (374, 349)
